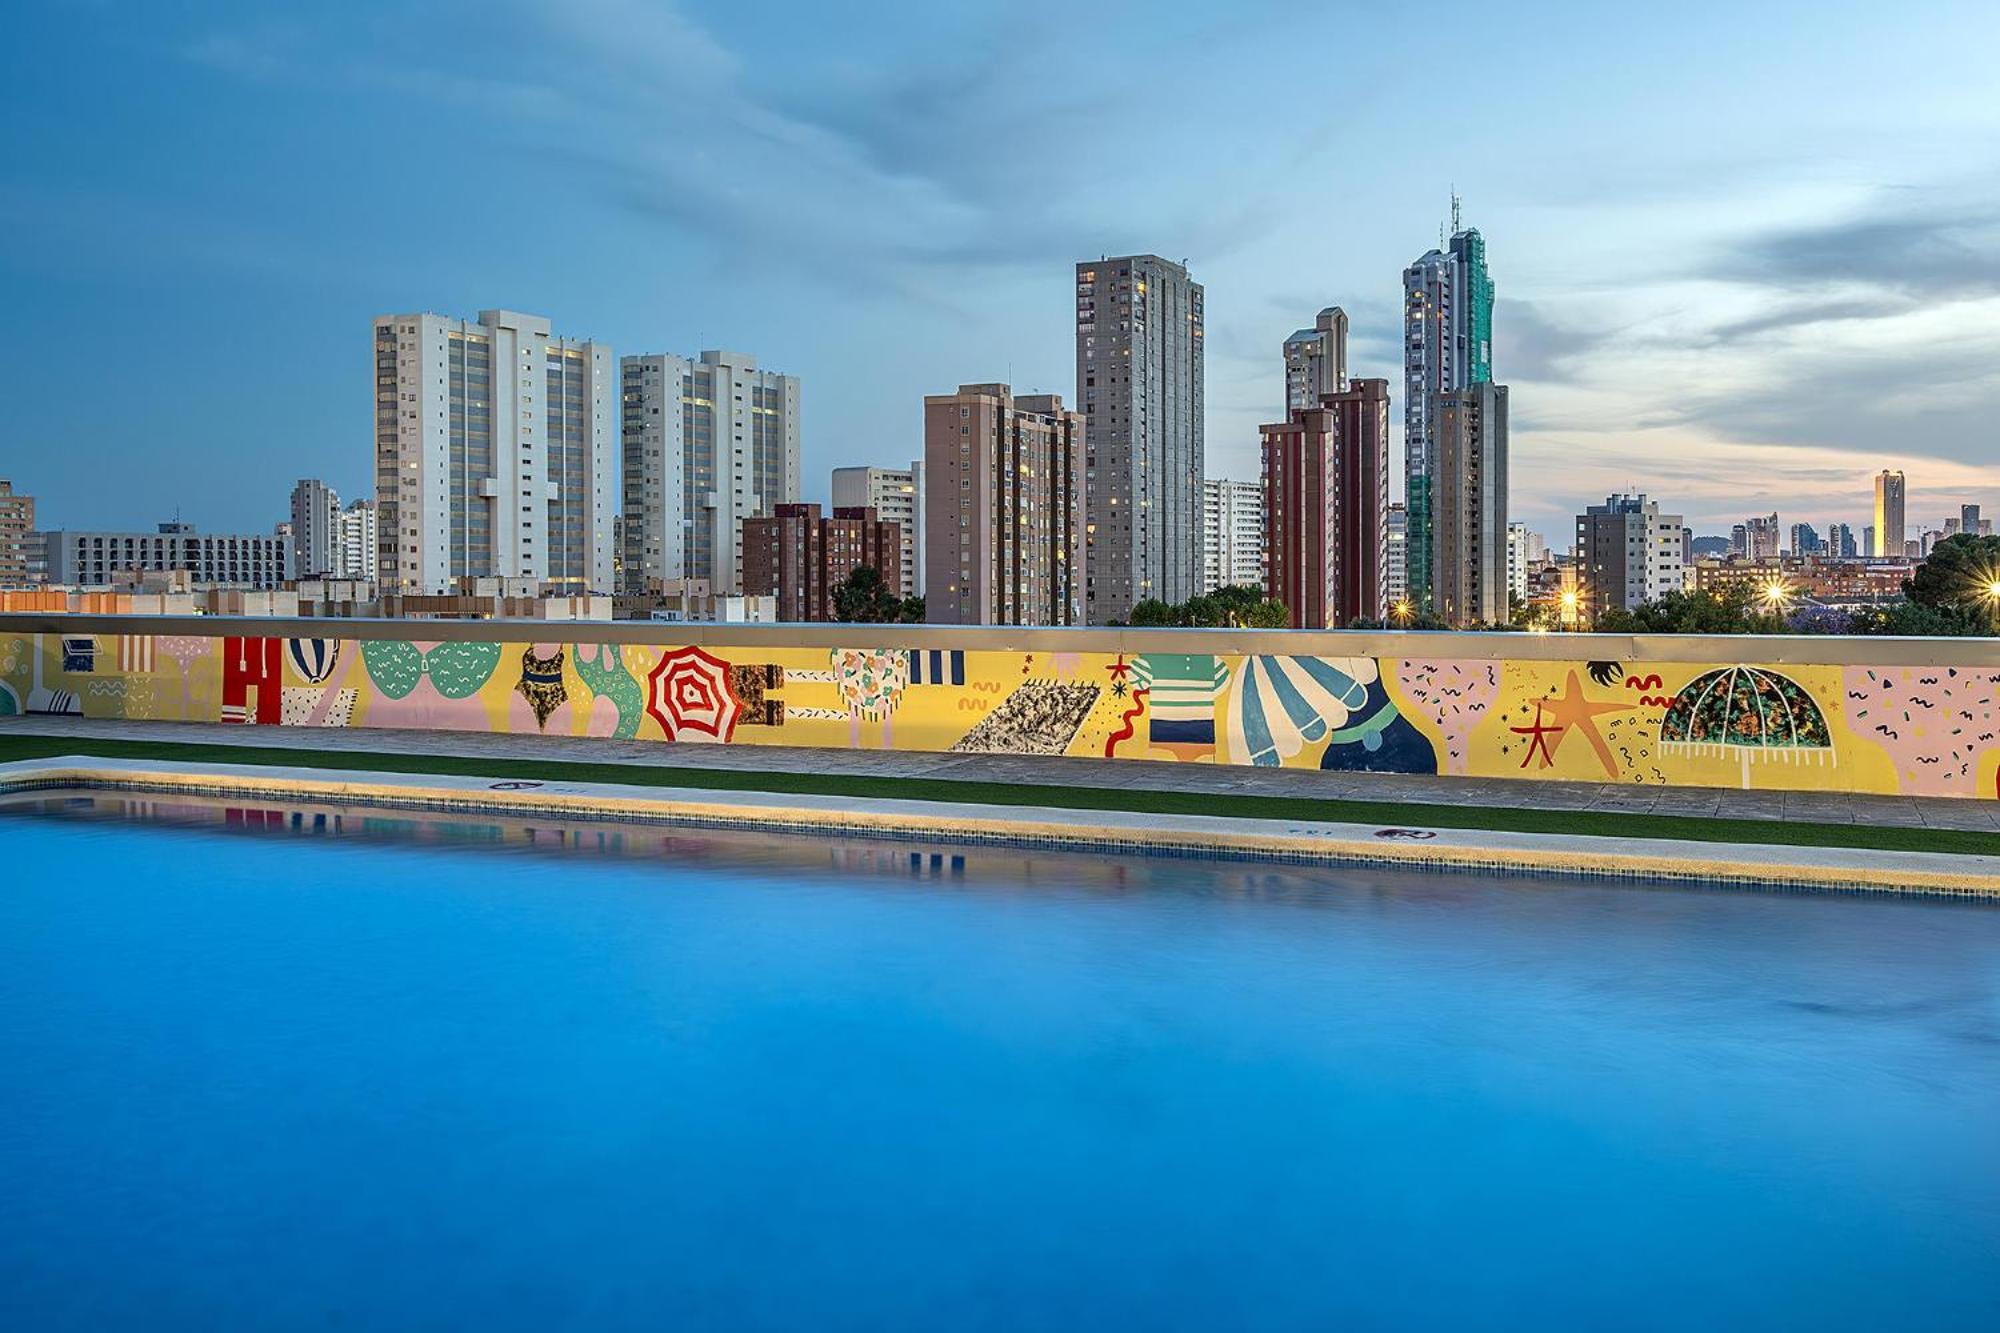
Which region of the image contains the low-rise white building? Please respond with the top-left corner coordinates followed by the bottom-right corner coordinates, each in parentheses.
top-left (41, 523), bottom-right (292, 589)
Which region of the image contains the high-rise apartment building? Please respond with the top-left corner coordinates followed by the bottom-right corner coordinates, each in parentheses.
top-left (1733, 513), bottom-right (1780, 559)
top-left (1384, 503), bottom-right (1408, 609)
top-left (1961, 504), bottom-right (1981, 537)
top-left (374, 310), bottom-right (613, 595)
top-left (0, 480), bottom-right (34, 588)
top-left (1076, 255), bottom-right (1204, 622)
top-left (625, 350), bottom-right (802, 595)
top-left (289, 479), bottom-right (341, 578)
top-left (1575, 494), bottom-right (1685, 618)
top-left (620, 350), bottom-right (800, 597)
top-left (1788, 523), bottom-right (1823, 556)
top-left (1402, 216), bottom-right (1494, 613)
top-left (1260, 379), bottom-right (1390, 628)
top-left (1201, 478), bottom-right (1264, 593)
top-left (1505, 522), bottom-right (1531, 603)
top-left (1874, 470), bottom-right (1906, 557)
top-left (924, 383), bottom-right (1085, 626)
top-left (832, 464), bottom-right (924, 598)
top-left (742, 503), bottom-right (901, 623)
top-left (1431, 383), bottom-right (1508, 626)
top-left (1826, 523), bottom-right (1857, 559)
top-left (1283, 307), bottom-right (1349, 412)
top-left (337, 500), bottom-right (378, 580)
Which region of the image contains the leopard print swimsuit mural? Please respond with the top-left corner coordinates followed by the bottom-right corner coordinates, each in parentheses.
top-left (516, 647), bottom-right (568, 729)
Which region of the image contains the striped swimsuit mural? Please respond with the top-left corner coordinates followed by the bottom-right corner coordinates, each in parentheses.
top-left (1132, 654), bottom-right (1228, 761)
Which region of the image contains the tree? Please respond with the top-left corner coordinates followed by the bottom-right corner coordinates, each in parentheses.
top-left (898, 594), bottom-right (925, 624)
top-left (1906, 533), bottom-right (2000, 615)
top-left (1846, 600), bottom-right (1988, 637)
top-left (1240, 598), bottom-right (1290, 628)
top-left (1123, 584), bottom-right (1289, 628)
top-left (832, 566), bottom-right (901, 623)
top-left (1594, 586), bottom-right (1788, 635)
top-left (1207, 584), bottom-right (1266, 624)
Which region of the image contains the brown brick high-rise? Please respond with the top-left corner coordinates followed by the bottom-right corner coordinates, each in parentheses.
top-left (743, 503), bottom-right (903, 622)
top-left (1260, 378), bottom-right (1389, 628)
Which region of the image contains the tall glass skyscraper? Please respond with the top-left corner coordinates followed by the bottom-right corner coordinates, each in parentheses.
top-left (1402, 212), bottom-right (1494, 612)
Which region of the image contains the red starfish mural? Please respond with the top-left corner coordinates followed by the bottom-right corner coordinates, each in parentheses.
top-left (1509, 669), bottom-right (1632, 776)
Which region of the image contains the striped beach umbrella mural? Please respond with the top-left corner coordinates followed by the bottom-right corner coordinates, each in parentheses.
top-left (1224, 656), bottom-right (1377, 767)
top-left (646, 646), bottom-right (741, 742)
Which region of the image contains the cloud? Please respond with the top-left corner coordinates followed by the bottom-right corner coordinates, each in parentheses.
top-left (1495, 298), bottom-right (1614, 384)
top-left (1708, 206), bottom-right (2000, 297)
top-left (179, 25), bottom-right (306, 81)
top-left (1703, 296), bottom-right (1911, 343)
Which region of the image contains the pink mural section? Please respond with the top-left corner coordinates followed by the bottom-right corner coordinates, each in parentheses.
top-left (1390, 660), bottom-right (1501, 775)
top-left (1842, 665), bottom-right (2000, 797)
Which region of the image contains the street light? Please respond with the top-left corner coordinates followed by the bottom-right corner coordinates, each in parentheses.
top-left (1391, 598), bottom-right (1413, 627)
top-left (1559, 587), bottom-right (1580, 632)
top-left (1760, 578), bottom-right (1793, 613)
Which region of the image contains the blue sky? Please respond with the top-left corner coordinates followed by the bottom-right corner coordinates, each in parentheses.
top-left (7, 0), bottom-right (2000, 543)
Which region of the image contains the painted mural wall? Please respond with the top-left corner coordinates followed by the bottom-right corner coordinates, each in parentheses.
top-left (4, 630), bottom-right (1998, 799)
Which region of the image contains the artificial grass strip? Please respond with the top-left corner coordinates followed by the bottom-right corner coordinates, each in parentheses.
top-left (0, 731), bottom-right (1986, 859)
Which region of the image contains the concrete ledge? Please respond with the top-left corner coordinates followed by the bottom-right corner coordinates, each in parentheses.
top-left (4, 756), bottom-right (1996, 899)
top-left (4, 610), bottom-right (1995, 666)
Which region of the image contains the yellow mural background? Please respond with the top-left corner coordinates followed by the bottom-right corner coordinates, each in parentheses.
top-left (4, 631), bottom-right (1996, 800)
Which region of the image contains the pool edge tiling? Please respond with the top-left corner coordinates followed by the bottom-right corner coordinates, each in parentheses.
top-left (3, 756), bottom-right (1996, 898)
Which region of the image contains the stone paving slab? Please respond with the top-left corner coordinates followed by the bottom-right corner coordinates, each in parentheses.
top-left (1, 714), bottom-right (1988, 831)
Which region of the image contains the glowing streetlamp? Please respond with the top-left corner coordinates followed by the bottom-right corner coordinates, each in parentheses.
top-left (1759, 578), bottom-right (1794, 614)
top-left (1391, 598), bottom-right (1413, 627)
top-left (1558, 587), bottom-right (1580, 632)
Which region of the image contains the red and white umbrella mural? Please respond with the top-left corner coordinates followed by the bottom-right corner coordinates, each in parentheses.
top-left (645, 646), bottom-right (741, 742)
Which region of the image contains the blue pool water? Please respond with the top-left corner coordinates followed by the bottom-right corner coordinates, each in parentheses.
top-left (2, 796), bottom-right (1997, 1330)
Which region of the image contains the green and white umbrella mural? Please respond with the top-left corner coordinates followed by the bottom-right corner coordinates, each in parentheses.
top-left (1658, 665), bottom-right (1833, 787)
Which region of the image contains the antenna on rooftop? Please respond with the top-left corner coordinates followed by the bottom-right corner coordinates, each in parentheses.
top-left (1450, 188), bottom-right (1462, 235)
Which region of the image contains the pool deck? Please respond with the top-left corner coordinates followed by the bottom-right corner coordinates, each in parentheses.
top-left (1, 713), bottom-right (1994, 831)
top-left (3, 751), bottom-right (1997, 897)
top-left (1, 716), bottom-right (1996, 895)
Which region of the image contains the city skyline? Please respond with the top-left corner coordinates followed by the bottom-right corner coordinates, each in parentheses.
top-left (8, 2), bottom-right (2000, 539)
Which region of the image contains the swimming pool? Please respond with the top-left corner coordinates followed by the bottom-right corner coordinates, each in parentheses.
top-left (3, 793), bottom-right (1997, 1329)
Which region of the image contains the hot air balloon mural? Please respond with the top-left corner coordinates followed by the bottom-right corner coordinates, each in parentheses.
top-left (1224, 656), bottom-right (1375, 767)
top-left (1658, 665), bottom-right (1833, 788)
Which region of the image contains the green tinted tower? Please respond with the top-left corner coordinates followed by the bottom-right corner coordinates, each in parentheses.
top-left (1401, 200), bottom-right (1494, 613)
